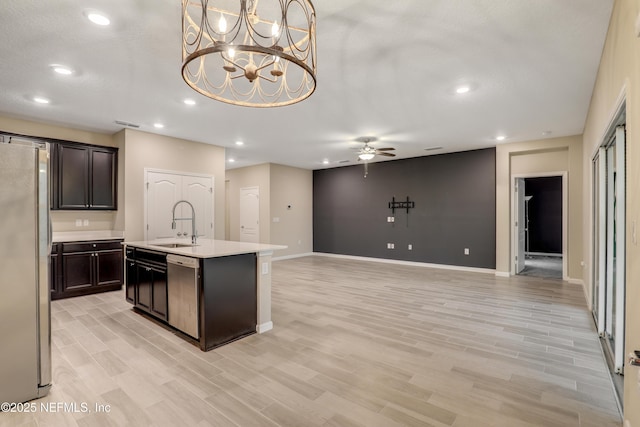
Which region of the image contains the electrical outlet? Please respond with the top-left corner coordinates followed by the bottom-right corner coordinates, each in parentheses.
top-left (387, 216), bottom-right (395, 223)
top-left (464, 248), bottom-right (469, 255)
top-left (83, 219), bottom-right (89, 227)
top-left (387, 243), bottom-right (395, 249)
top-left (408, 244), bottom-right (412, 250)
top-left (75, 219), bottom-right (82, 227)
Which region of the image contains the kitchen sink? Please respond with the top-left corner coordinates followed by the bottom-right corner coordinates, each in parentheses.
top-left (151, 243), bottom-right (198, 248)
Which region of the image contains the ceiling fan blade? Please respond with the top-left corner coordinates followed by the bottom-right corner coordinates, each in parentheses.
top-left (376, 147), bottom-right (395, 151)
top-left (378, 152), bottom-right (395, 157)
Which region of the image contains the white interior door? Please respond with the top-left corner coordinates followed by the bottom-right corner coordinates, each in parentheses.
top-left (146, 170), bottom-right (215, 241)
top-left (146, 171), bottom-right (180, 239)
top-left (183, 175), bottom-right (214, 238)
top-left (516, 178), bottom-right (526, 273)
top-left (240, 186), bottom-right (259, 243)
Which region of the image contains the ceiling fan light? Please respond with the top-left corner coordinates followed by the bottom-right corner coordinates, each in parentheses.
top-left (358, 153), bottom-right (375, 161)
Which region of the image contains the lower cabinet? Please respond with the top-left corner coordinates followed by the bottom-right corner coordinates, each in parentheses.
top-left (51, 239), bottom-right (123, 300)
top-left (125, 248), bottom-right (167, 321)
top-left (50, 243), bottom-right (60, 296)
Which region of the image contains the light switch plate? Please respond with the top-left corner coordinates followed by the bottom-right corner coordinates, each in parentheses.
top-left (261, 262), bottom-right (269, 275)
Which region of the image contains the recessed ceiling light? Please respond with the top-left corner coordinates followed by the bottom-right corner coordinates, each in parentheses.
top-left (496, 135), bottom-right (506, 141)
top-left (154, 123), bottom-right (164, 129)
top-left (235, 141), bottom-right (244, 146)
top-left (322, 159), bottom-right (330, 165)
top-left (542, 131), bottom-right (552, 136)
top-left (86, 11), bottom-right (110, 26)
top-left (184, 99), bottom-right (196, 106)
top-left (228, 158), bottom-right (236, 163)
top-left (51, 64), bottom-right (73, 75)
top-left (33, 97), bottom-right (50, 104)
top-left (455, 86), bottom-right (470, 94)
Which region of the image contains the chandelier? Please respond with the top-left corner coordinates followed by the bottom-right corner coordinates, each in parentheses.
top-left (181, 0), bottom-right (317, 107)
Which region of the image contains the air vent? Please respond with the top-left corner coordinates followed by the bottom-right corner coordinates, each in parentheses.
top-left (424, 146), bottom-right (443, 151)
top-left (115, 120), bottom-right (140, 128)
top-left (338, 160), bottom-right (350, 164)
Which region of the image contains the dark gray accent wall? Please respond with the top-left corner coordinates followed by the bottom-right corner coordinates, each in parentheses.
top-left (524, 176), bottom-right (562, 254)
top-left (313, 148), bottom-right (496, 268)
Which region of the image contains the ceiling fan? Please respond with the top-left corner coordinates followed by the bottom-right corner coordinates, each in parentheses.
top-left (354, 137), bottom-right (396, 177)
top-left (356, 137), bottom-right (396, 161)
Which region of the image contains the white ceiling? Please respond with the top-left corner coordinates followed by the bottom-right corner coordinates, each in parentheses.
top-left (0, 1), bottom-right (613, 170)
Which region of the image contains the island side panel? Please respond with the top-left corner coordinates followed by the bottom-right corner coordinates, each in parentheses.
top-left (256, 251), bottom-right (274, 333)
top-left (200, 253), bottom-right (257, 351)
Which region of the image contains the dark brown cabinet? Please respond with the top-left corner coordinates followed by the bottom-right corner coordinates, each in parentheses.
top-left (50, 243), bottom-right (60, 296)
top-left (51, 142), bottom-right (118, 210)
top-left (125, 255), bottom-right (137, 304)
top-left (52, 239), bottom-right (123, 300)
top-left (125, 248), bottom-right (168, 321)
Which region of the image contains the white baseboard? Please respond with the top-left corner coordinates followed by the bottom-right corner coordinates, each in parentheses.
top-left (312, 252), bottom-right (495, 275)
top-left (256, 321), bottom-right (273, 334)
top-left (495, 271), bottom-right (510, 277)
top-left (272, 252), bottom-right (314, 262)
top-left (567, 278), bottom-right (584, 286)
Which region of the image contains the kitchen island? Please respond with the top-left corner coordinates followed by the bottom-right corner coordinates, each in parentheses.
top-left (122, 238), bottom-right (285, 351)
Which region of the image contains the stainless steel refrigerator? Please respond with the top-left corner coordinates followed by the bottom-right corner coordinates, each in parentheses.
top-left (0, 137), bottom-right (52, 404)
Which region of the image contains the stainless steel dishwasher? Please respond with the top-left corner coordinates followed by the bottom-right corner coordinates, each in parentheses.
top-left (167, 254), bottom-right (200, 339)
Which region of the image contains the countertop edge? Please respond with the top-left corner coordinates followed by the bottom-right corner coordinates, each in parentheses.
top-left (123, 239), bottom-right (287, 259)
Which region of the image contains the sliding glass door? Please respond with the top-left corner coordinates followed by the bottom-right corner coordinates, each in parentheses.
top-left (592, 124), bottom-right (626, 374)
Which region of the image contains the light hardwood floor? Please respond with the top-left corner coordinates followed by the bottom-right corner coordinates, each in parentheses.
top-left (2, 256), bottom-right (621, 427)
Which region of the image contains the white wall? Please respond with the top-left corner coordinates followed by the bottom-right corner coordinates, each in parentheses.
top-left (581, 0), bottom-right (640, 422)
top-left (122, 129), bottom-right (226, 241)
top-left (226, 163), bottom-right (313, 257)
top-left (496, 135), bottom-right (583, 280)
top-left (270, 164), bottom-right (313, 257)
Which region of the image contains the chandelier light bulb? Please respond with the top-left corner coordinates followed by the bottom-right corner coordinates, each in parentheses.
top-left (219, 14), bottom-right (227, 32)
top-left (228, 47), bottom-right (235, 59)
top-left (271, 21), bottom-right (280, 37)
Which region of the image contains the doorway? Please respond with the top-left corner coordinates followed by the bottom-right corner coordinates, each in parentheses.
top-left (512, 173), bottom-right (567, 280)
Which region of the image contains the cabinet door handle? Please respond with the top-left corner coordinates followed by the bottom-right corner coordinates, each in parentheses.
top-left (145, 267), bottom-right (151, 272)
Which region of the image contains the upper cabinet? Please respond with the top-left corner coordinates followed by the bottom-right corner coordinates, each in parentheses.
top-left (51, 142), bottom-right (118, 210)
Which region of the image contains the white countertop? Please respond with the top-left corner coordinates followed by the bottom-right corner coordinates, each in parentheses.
top-left (53, 230), bottom-right (125, 243)
top-left (123, 238), bottom-right (286, 259)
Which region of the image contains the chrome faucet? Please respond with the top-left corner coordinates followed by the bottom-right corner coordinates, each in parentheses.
top-left (171, 200), bottom-right (198, 244)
